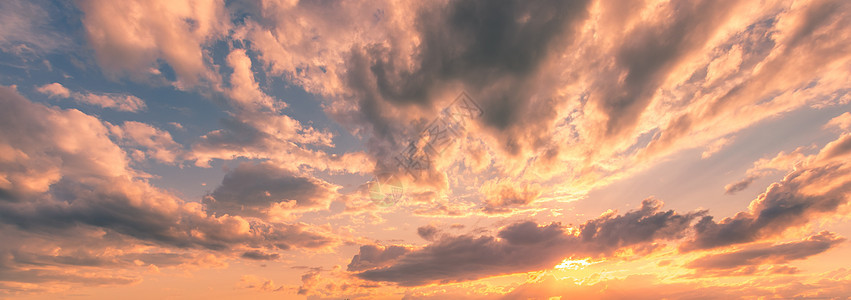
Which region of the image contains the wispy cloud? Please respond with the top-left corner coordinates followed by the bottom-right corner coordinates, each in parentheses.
top-left (37, 82), bottom-right (147, 112)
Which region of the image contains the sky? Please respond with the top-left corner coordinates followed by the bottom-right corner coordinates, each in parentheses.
top-left (1, 0), bottom-right (851, 299)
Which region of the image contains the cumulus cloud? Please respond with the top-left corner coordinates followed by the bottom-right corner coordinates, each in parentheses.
top-left (37, 0), bottom-right (848, 218)
top-left (6, 0), bottom-right (851, 296)
top-left (0, 86), bottom-right (338, 288)
top-left (51, 0), bottom-right (851, 213)
top-left (818, 133), bottom-right (851, 161)
top-left (683, 135), bottom-right (851, 251)
top-left (825, 112), bottom-right (851, 131)
top-left (725, 146), bottom-right (813, 194)
top-left (347, 245), bottom-right (411, 272)
top-left (248, 0), bottom-right (851, 214)
top-left (354, 138), bottom-right (851, 285)
top-left (76, 0), bottom-right (230, 87)
top-left (35, 82), bottom-right (69, 98)
top-left (203, 162), bottom-right (338, 220)
top-left (335, 0), bottom-right (592, 176)
top-left (353, 199), bottom-right (701, 286)
top-left (108, 121), bottom-right (183, 163)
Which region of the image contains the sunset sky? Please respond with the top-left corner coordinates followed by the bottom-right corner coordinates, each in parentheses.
top-left (1, 0), bottom-right (851, 299)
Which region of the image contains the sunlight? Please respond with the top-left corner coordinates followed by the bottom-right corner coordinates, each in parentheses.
top-left (554, 258), bottom-right (594, 271)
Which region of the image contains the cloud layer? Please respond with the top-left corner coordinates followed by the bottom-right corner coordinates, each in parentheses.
top-left (1, 0), bottom-right (851, 297)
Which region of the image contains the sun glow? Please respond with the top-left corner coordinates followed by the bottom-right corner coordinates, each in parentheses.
top-left (554, 258), bottom-right (594, 271)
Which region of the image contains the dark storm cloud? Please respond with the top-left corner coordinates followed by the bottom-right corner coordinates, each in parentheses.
top-left (204, 162), bottom-right (336, 217)
top-left (353, 199), bottom-right (701, 286)
top-left (686, 231), bottom-right (844, 271)
top-left (681, 164), bottom-right (851, 251)
top-left (342, 0), bottom-right (591, 155)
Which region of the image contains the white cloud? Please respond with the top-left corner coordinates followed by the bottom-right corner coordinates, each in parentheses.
top-left (35, 82), bottom-right (70, 98)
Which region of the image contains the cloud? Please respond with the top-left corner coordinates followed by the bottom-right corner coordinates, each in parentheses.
top-left (724, 176), bottom-right (757, 195)
top-left (818, 133), bottom-right (851, 161)
top-left (108, 121), bottom-right (183, 163)
top-left (682, 139), bottom-right (851, 251)
top-left (825, 112), bottom-right (851, 131)
top-left (354, 146), bottom-right (851, 285)
top-left (0, 86), bottom-right (340, 288)
top-left (203, 162), bottom-right (338, 220)
top-left (0, 85), bottom-right (128, 201)
top-left (239, 275), bottom-right (286, 292)
top-left (241, 250), bottom-right (280, 261)
top-left (641, 0), bottom-right (851, 160)
top-left (188, 49), bottom-right (371, 174)
top-left (338, 0), bottom-right (591, 163)
top-left (46, 0), bottom-right (851, 216)
top-left (165, 0), bottom-right (851, 219)
top-left (293, 266), bottom-right (381, 298)
top-left (0, 0), bottom-right (70, 54)
top-left (347, 245), bottom-right (411, 272)
top-left (6, 0), bottom-right (851, 296)
top-left (35, 83), bottom-right (70, 98)
top-left (353, 199), bottom-right (701, 286)
top-left (592, 0), bottom-right (741, 140)
top-left (686, 231), bottom-right (845, 271)
top-left (36, 82), bottom-right (147, 112)
top-left (76, 0), bottom-right (230, 87)
top-left (480, 179), bottom-right (542, 214)
top-left (725, 146), bottom-right (812, 194)
top-left (416, 225), bottom-right (440, 241)
top-left (73, 92), bottom-right (146, 112)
